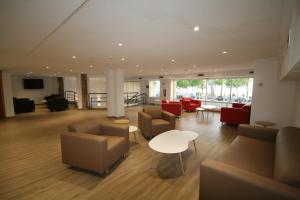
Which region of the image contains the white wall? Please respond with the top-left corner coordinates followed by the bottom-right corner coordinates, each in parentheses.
top-left (251, 58), bottom-right (296, 128)
top-left (88, 76), bottom-right (106, 93)
top-left (280, 0), bottom-right (300, 79)
top-left (12, 74), bottom-right (59, 104)
top-left (2, 71), bottom-right (14, 117)
top-left (63, 77), bottom-right (77, 92)
top-left (294, 81), bottom-right (300, 127)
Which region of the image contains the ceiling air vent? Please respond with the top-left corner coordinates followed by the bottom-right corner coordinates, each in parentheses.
top-left (197, 73), bottom-right (204, 77)
top-left (159, 76), bottom-right (164, 79)
top-left (249, 71), bottom-right (254, 74)
top-left (138, 77), bottom-right (142, 80)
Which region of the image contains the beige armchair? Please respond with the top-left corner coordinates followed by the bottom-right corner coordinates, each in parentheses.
top-left (60, 119), bottom-right (129, 174)
top-left (200, 125), bottom-right (300, 200)
top-left (138, 107), bottom-right (176, 138)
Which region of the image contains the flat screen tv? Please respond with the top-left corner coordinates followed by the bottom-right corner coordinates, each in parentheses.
top-left (23, 79), bottom-right (44, 89)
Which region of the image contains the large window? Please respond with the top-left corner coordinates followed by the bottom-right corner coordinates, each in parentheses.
top-left (175, 78), bottom-right (253, 108)
top-left (149, 80), bottom-right (160, 97)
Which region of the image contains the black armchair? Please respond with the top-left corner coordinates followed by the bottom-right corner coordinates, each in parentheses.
top-left (13, 97), bottom-right (35, 114)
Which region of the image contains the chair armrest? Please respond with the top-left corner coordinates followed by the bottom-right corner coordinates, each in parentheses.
top-left (60, 132), bottom-right (108, 172)
top-left (238, 124), bottom-right (278, 143)
top-left (200, 159), bottom-right (300, 200)
top-left (162, 111), bottom-right (176, 129)
top-left (100, 123), bottom-right (129, 139)
top-left (138, 111), bottom-right (152, 136)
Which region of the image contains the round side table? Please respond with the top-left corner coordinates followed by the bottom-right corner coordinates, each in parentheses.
top-left (129, 125), bottom-right (138, 142)
top-left (255, 121), bottom-right (275, 128)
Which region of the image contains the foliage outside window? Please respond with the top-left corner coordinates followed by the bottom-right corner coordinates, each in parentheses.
top-left (149, 80), bottom-right (160, 97)
top-left (175, 78), bottom-right (253, 103)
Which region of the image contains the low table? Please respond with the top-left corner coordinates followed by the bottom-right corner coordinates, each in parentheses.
top-left (129, 125), bottom-right (138, 142)
top-left (255, 121), bottom-right (275, 128)
top-left (201, 105), bottom-right (216, 120)
top-left (148, 130), bottom-right (198, 174)
top-left (196, 107), bottom-right (205, 119)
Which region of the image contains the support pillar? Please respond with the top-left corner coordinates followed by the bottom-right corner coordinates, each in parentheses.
top-left (76, 74), bottom-right (82, 109)
top-left (57, 77), bottom-right (64, 97)
top-left (107, 69), bottom-right (124, 117)
top-left (81, 74), bottom-right (88, 109)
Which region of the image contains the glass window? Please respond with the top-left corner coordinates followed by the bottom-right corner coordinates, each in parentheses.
top-left (149, 80), bottom-right (160, 97)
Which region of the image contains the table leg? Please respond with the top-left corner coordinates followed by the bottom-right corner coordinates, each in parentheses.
top-left (179, 153), bottom-right (184, 174)
top-left (196, 110), bottom-right (199, 118)
top-left (206, 111), bottom-right (209, 120)
top-left (193, 140), bottom-right (197, 153)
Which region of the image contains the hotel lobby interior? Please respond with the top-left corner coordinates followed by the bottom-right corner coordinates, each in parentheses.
top-left (1, 0), bottom-right (300, 199)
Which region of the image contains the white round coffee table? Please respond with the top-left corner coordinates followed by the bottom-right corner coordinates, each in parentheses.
top-left (129, 125), bottom-right (138, 142)
top-left (149, 130), bottom-right (198, 174)
top-left (196, 107), bottom-right (205, 119)
top-left (201, 105), bottom-right (216, 120)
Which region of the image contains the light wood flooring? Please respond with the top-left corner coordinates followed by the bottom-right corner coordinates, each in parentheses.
top-left (0, 105), bottom-right (238, 200)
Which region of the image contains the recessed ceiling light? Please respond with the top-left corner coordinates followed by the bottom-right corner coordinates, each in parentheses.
top-left (70, 69), bottom-right (73, 72)
top-left (118, 43), bottom-right (123, 47)
top-left (121, 58), bottom-right (125, 61)
top-left (136, 64), bottom-right (139, 68)
top-left (72, 55), bottom-right (76, 59)
top-left (58, 72), bottom-right (61, 74)
top-left (81, 72), bottom-right (84, 74)
top-left (89, 65), bottom-right (93, 68)
top-left (193, 64), bottom-right (197, 68)
top-left (45, 66), bottom-right (49, 69)
top-left (193, 26), bottom-right (200, 32)
top-left (222, 51), bottom-right (228, 54)
top-left (30, 72), bottom-right (33, 74)
top-left (171, 59), bottom-right (175, 62)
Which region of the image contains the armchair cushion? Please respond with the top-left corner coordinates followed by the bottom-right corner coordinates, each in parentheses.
top-left (274, 127), bottom-right (300, 188)
top-left (143, 107), bottom-right (162, 119)
top-left (152, 119), bottom-right (171, 135)
top-left (217, 136), bottom-right (275, 178)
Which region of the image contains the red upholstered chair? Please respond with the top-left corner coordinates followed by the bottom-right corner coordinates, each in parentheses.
top-left (232, 103), bottom-right (245, 108)
top-left (180, 98), bottom-right (201, 112)
top-left (220, 105), bottom-right (251, 125)
top-left (161, 100), bottom-right (182, 116)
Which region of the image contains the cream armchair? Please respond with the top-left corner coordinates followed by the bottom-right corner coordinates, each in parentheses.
top-left (61, 119), bottom-right (129, 174)
top-left (138, 107), bottom-right (176, 138)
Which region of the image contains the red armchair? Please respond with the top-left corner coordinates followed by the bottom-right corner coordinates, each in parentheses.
top-left (220, 104), bottom-right (251, 125)
top-left (161, 100), bottom-right (182, 116)
top-left (180, 98), bottom-right (201, 112)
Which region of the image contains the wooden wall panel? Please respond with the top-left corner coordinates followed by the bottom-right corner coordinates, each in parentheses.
top-left (57, 77), bottom-right (64, 97)
top-left (81, 74), bottom-right (88, 109)
top-left (0, 71), bottom-right (6, 119)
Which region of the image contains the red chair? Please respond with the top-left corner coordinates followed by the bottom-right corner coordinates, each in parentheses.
top-left (161, 100), bottom-right (182, 116)
top-left (220, 104), bottom-right (251, 125)
top-left (180, 98), bottom-right (201, 112)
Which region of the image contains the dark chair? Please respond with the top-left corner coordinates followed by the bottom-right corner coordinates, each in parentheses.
top-left (13, 97), bottom-right (35, 114)
top-left (47, 97), bottom-right (68, 112)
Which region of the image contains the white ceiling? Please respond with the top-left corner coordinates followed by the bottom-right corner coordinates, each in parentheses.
top-left (0, 0), bottom-right (287, 77)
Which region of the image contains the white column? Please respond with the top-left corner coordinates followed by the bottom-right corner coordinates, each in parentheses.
top-left (106, 69), bottom-right (124, 117)
top-left (2, 71), bottom-right (15, 117)
top-left (76, 74), bottom-right (83, 109)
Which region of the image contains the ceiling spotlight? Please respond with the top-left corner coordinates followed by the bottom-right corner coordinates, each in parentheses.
top-left (81, 72), bottom-right (84, 74)
top-left (89, 65), bottom-right (93, 68)
top-left (70, 69), bottom-right (73, 72)
top-left (193, 26), bottom-right (200, 32)
top-left (58, 72), bottom-right (61, 74)
top-left (193, 64), bottom-right (197, 68)
top-left (171, 59), bottom-right (175, 62)
top-left (72, 55), bottom-right (76, 59)
top-left (30, 72), bottom-right (33, 74)
top-left (136, 64), bottom-right (139, 68)
top-left (222, 51), bottom-right (228, 54)
top-left (118, 43), bottom-right (123, 47)
top-left (121, 58), bottom-right (125, 61)
top-left (45, 66), bottom-right (49, 69)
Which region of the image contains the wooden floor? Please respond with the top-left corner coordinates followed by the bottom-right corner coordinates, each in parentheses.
top-left (0, 105), bottom-right (238, 200)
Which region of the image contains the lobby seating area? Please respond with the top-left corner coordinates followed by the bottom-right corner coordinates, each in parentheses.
top-left (1, 1), bottom-right (300, 200)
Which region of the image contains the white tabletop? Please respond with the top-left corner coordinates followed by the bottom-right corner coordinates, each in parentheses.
top-left (149, 130), bottom-right (198, 154)
top-left (201, 105), bottom-right (216, 109)
top-left (129, 125), bottom-right (138, 133)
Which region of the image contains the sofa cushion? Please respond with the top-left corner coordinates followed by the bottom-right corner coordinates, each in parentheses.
top-left (152, 119), bottom-right (170, 135)
top-left (68, 119), bottom-right (101, 135)
top-left (217, 136), bottom-right (275, 178)
top-left (143, 108), bottom-right (162, 119)
top-left (274, 127), bottom-right (300, 188)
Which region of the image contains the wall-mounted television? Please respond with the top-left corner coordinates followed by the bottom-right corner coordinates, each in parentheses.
top-left (23, 79), bottom-right (44, 89)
